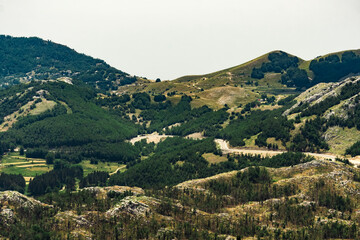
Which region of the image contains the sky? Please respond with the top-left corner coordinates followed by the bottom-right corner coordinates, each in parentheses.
top-left (0, 0), bottom-right (359, 80)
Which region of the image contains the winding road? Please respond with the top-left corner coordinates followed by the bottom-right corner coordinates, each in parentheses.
top-left (128, 133), bottom-right (360, 166)
top-left (215, 139), bottom-right (360, 166)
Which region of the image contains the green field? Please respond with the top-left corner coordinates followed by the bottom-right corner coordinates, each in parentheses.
top-left (0, 152), bottom-right (50, 178)
top-left (0, 152), bottom-right (126, 181)
top-left (78, 160), bottom-right (125, 176)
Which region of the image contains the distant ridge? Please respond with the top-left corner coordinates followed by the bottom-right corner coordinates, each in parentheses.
top-left (0, 35), bottom-right (138, 91)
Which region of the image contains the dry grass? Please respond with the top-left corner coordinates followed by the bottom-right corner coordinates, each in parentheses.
top-left (324, 126), bottom-right (360, 155)
top-left (0, 98), bottom-right (57, 131)
top-left (202, 153), bottom-right (228, 164)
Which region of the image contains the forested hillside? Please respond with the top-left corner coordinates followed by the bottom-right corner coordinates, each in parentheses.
top-left (0, 35), bottom-right (137, 90)
top-left (0, 81), bottom-right (142, 166)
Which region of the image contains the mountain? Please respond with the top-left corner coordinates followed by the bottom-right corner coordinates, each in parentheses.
top-left (0, 35), bottom-right (137, 90)
top-left (1, 37), bottom-right (360, 239)
top-left (119, 49), bottom-right (360, 109)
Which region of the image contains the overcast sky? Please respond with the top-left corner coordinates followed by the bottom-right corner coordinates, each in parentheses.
top-left (0, 0), bottom-right (359, 80)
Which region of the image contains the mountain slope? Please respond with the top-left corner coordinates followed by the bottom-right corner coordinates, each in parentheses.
top-left (0, 35), bottom-right (137, 90)
top-left (0, 81), bottom-right (141, 163)
top-left (118, 51), bottom-right (302, 109)
top-left (1, 159), bottom-right (359, 239)
top-left (284, 75), bottom-right (360, 155)
top-left (173, 50), bottom-right (303, 87)
top-left (119, 49), bottom-right (360, 109)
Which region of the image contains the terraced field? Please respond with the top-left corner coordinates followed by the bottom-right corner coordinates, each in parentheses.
top-left (0, 152), bottom-right (126, 183)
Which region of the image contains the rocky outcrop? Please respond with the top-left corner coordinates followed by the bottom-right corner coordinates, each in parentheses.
top-left (0, 191), bottom-right (52, 209)
top-left (283, 75), bottom-right (360, 116)
top-left (55, 211), bottom-right (92, 229)
top-left (82, 185), bottom-right (144, 199)
top-left (0, 208), bottom-right (15, 226)
top-left (106, 196), bottom-right (158, 218)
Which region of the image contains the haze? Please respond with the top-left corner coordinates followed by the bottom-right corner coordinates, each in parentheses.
top-left (0, 0), bottom-right (359, 80)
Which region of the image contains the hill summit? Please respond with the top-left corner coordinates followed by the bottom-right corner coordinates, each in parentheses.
top-left (0, 35), bottom-right (137, 90)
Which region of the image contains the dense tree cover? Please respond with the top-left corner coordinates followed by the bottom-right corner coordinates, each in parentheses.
top-left (250, 67), bottom-right (264, 79)
top-left (153, 94), bottom-right (166, 102)
top-left (168, 107), bottom-right (229, 136)
top-left (25, 148), bottom-right (49, 159)
top-left (131, 92), bottom-right (152, 109)
top-left (225, 152), bottom-right (313, 171)
top-left (281, 67), bottom-right (309, 88)
top-left (255, 151), bottom-right (313, 167)
top-left (0, 82), bottom-right (140, 164)
top-left (310, 51), bottom-right (360, 85)
top-left (290, 117), bottom-right (329, 152)
top-left (0, 35), bottom-right (136, 90)
top-left (250, 51), bottom-right (313, 88)
top-left (80, 141), bottom-right (140, 163)
top-left (346, 141), bottom-right (360, 157)
top-left (24, 141), bottom-right (142, 164)
top-left (110, 135), bottom-right (312, 189)
top-left (251, 51), bottom-right (299, 76)
top-left (77, 64), bottom-right (137, 90)
top-left (0, 35), bottom-right (101, 76)
top-left (139, 95), bottom-right (229, 135)
top-left (109, 137), bottom-right (219, 189)
top-left (278, 95), bottom-right (297, 106)
top-left (0, 172), bottom-right (25, 193)
top-left (79, 171), bottom-right (110, 188)
top-left (252, 50), bottom-right (360, 88)
top-left (220, 108), bottom-right (294, 147)
top-left (28, 160), bottom-right (83, 195)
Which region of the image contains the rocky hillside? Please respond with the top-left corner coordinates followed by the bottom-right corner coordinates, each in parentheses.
top-left (1, 159), bottom-right (360, 239)
top-left (284, 75), bottom-right (360, 155)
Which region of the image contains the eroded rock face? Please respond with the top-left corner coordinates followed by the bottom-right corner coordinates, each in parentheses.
top-left (0, 191), bottom-right (53, 229)
top-left (283, 75), bottom-right (360, 117)
top-left (55, 211), bottom-right (92, 229)
top-left (0, 208), bottom-right (15, 226)
top-left (0, 191), bottom-right (52, 209)
top-left (106, 196), bottom-right (151, 218)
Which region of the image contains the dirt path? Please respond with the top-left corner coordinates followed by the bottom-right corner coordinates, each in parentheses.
top-left (110, 166), bottom-right (126, 175)
top-left (1, 160), bottom-right (46, 166)
top-left (215, 139), bottom-right (360, 166)
top-left (129, 133), bottom-right (174, 144)
top-left (129, 132), bottom-right (206, 145)
top-left (24, 177), bottom-right (34, 183)
top-left (16, 164), bottom-right (47, 168)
